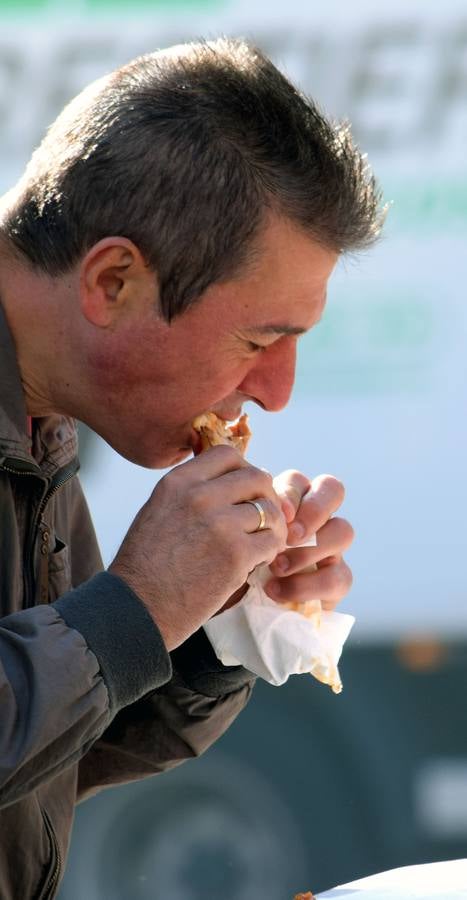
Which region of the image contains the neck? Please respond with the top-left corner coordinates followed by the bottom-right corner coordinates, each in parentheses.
top-left (0, 241), bottom-right (77, 417)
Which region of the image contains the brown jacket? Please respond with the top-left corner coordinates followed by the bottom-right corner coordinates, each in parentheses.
top-left (0, 303), bottom-right (254, 899)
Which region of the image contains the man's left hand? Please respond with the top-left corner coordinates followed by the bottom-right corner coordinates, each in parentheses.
top-left (264, 469), bottom-right (354, 610)
top-left (218, 469), bottom-right (354, 614)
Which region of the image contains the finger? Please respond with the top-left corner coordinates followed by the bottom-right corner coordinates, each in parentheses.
top-left (173, 444), bottom-right (249, 483)
top-left (248, 524), bottom-right (289, 569)
top-left (269, 517), bottom-right (354, 576)
top-left (211, 463), bottom-right (278, 505)
top-left (168, 453), bottom-right (279, 515)
top-left (231, 497), bottom-right (285, 535)
top-left (265, 557), bottom-right (353, 609)
top-left (285, 474), bottom-right (345, 545)
top-left (225, 501), bottom-right (288, 571)
top-left (182, 467), bottom-right (281, 525)
top-left (273, 469), bottom-right (311, 523)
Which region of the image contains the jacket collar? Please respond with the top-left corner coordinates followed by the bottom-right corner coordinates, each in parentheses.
top-left (0, 301), bottom-right (78, 475)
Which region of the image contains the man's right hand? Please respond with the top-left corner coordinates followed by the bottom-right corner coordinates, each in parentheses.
top-left (109, 446), bottom-right (287, 650)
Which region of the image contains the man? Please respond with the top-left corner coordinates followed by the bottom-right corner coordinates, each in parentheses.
top-left (0, 38), bottom-right (383, 898)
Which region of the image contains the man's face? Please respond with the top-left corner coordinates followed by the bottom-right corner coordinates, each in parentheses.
top-left (89, 216), bottom-right (337, 467)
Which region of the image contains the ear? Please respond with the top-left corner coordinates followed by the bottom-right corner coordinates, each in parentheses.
top-left (79, 237), bottom-right (155, 328)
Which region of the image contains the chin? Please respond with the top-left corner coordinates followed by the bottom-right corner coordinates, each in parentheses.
top-left (120, 444), bottom-right (192, 469)
top-left (166, 447), bottom-right (193, 467)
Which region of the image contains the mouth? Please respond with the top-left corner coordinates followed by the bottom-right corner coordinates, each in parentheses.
top-left (189, 429), bottom-right (204, 457)
top-left (211, 409), bottom-right (243, 424)
top-left (189, 409), bottom-right (243, 457)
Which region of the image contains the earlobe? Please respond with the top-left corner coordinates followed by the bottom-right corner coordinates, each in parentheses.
top-left (79, 238), bottom-right (145, 328)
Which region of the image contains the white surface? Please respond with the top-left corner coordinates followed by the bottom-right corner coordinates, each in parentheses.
top-left (318, 859), bottom-right (467, 898)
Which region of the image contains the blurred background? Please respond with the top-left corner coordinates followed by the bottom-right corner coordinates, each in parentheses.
top-left (1, 0), bottom-right (467, 896)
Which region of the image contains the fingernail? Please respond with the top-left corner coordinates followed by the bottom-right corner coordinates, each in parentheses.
top-left (289, 521), bottom-right (305, 543)
top-left (275, 554), bottom-right (289, 574)
top-left (265, 580), bottom-right (281, 598)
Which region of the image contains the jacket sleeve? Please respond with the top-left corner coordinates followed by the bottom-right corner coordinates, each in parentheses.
top-left (58, 475), bottom-right (257, 803)
top-left (1, 469), bottom-right (254, 808)
top-left (0, 572), bottom-right (172, 808)
top-left (76, 627), bottom-right (256, 802)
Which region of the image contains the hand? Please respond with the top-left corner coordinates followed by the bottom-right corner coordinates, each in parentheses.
top-left (109, 446), bottom-right (287, 650)
top-left (264, 470), bottom-right (354, 610)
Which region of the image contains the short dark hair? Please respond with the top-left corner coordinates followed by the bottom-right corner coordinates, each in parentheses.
top-left (2, 38), bottom-right (384, 321)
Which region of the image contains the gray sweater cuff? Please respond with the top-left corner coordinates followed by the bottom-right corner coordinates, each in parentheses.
top-left (171, 627), bottom-right (256, 698)
top-left (54, 571), bottom-right (172, 711)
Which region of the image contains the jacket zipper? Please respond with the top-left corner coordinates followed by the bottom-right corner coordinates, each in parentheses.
top-left (0, 458), bottom-right (79, 606)
top-left (36, 461), bottom-right (79, 520)
top-left (1, 456), bottom-right (75, 898)
top-left (40, 808), bottom-right (62, 900)
top-left (1, 458), bottom-right (46, 607)
top-left (35, 463), bottom-right (79, 603)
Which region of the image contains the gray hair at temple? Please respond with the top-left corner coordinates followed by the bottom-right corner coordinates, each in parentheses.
top-left (2, 38), bottom-right (385, 321)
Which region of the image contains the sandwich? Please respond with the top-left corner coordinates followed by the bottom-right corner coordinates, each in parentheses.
top-left (192, 412), bottom-right (251, 455)
top-left (192, 410), bottom-right (320, 625)
top-left (192, 411), bottom-right (344, 694)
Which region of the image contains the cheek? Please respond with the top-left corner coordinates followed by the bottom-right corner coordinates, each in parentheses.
top-left (180, 353), bottom-right (250, 402)
top-left (87, 328), bottom-right (250, 423)
top-left (86, 332), bottom-right (146, 392)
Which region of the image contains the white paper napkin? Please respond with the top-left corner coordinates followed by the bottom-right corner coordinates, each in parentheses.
top-left (204, 536), bottom-right (355, 691)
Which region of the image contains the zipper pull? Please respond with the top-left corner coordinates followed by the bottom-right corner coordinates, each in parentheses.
top-left (39, 520), bottom-right (50, 604)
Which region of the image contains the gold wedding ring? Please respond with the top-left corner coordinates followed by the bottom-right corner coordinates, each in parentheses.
top-left (245, 499), bottom-right (267, 532)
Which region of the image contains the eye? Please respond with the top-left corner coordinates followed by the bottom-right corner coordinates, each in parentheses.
top-left (247, 341), bottom-right (268, 353)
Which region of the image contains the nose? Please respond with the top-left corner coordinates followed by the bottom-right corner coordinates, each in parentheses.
top-left (237, 337), bottom-right (297, 412)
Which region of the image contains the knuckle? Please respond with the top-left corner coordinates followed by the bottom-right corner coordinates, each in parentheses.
top-left (213, 444), bottom-right (244, 463)
top-left (157, 469), bottom-right (175, 491)
top-left (279, 468), bottom-right (305, 486)
top-left (274, 469), bottom-right (308, 500)
top-left (326, 475), bottom-right (345, 503)
top-left (331, 517), bottom-right (355, 550)
top-left (158, 461), bottom-right (194, 498)
top-left (155, 470), bottom-right (178, 503)
top-left (258, 534), bottom-right (285, 567)
top-left (316, 474), bottom-right (345, 505)
top-left (273, 468), bottom-right (299, 488)
top-left (284, 485), bottom-right (303, 508)
top-left (318, 557), bottom-right (353, 598)
top-left (264, 501), bottom-right (287, 537)
top-left (246, 464), bottom-right (274, 493)
top-left (186, 483), bottom-right (211, 515)
top-left (333, 560), bottom-right (353, 596)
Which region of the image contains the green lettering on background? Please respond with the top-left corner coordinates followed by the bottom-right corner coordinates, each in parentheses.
top-left (0, 0), bottom-right (46, 7)
top-left (0, 0), bottom-right (221, 7)
top-left (87, 0), bottom-right (220, 6)
top-left (294, 290), bottom-right (437, 396)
